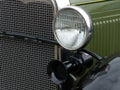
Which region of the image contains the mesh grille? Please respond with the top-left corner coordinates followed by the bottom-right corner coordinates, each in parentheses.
top-left (0, 0), bottom-right (54, 40)
top-left (0, 0), bottom-right (56, 90)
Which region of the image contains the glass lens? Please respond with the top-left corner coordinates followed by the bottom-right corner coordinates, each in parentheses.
top-left (55, 9), bottom-right (87, 50)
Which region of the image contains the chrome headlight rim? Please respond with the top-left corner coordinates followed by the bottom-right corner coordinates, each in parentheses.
top-left (53, 6), bottom-right (93, 50)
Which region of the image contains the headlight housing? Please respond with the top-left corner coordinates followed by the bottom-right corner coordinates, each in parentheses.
top-left (54, 6), bottom-right (93, 50)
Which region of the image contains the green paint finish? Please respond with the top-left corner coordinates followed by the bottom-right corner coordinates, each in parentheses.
top-left (70, 0), bottom-right (91, 4)
top-left (87, 15), bottom-right (120, 56)
top-left (71, 0), bottom-right (120, 57)
top-left (81, 1), bottom-right (120, 57)
top-left (70, 0), bottom-right (112, 5)
top-left (79, 0), bottom-right (120, 14)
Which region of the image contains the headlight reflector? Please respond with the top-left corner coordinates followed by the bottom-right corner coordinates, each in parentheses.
top-left (54, 6), bottom-right (93, 50)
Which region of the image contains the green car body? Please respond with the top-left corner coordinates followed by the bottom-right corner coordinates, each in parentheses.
top-left (69, 0), bottom-right (120, 57)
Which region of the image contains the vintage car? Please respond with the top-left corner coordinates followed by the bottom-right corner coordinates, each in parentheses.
top-left (0, 0), bottom-right (120, 90)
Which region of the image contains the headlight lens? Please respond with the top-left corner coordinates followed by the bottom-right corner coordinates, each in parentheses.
top-left (54, 6), bottom-right (93, 50)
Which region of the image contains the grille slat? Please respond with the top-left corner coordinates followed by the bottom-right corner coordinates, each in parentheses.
top-left (0, 0), bottom-right (56, 90)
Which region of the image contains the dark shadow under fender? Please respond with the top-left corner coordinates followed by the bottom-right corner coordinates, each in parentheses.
top-left (84, 56), bottom-right (120, 90)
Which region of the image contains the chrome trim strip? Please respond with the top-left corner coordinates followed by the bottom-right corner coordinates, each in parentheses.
top-left (53, 6), bottom-right (93, 50)
top-left (0, 31), bottom-right (58, 45)
top-left (53, 0), bottom-right (70, 10)
top-left (51, 0), bottom-right (58, 14)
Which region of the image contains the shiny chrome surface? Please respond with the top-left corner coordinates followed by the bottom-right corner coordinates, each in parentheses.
top-left (51, 0), bottom-right (58, 14)
top-left (54, 6), bottom-right (93, 50)
top-left (53, 0), bottom-right (70, 10)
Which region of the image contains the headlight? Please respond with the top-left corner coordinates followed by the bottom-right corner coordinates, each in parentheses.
top-left (54, 6), bottom-right (93, 50)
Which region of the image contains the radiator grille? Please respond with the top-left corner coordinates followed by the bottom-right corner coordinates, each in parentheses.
top-left (0, 0), bottom-right (54, 40)
top-left (0, 0), bottom-right (56, 90)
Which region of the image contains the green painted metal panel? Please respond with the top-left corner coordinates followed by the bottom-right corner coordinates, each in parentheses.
top-left (80, 0), bottom-right (120, 15)
top-left (70, 0), bottom-right (120, 57)
top-left (70, 0), bottom-right (98, 4)
top-left (86, 14), bottom-right (120, 56)
top-left (70, 0), bottom-right (112, 5)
